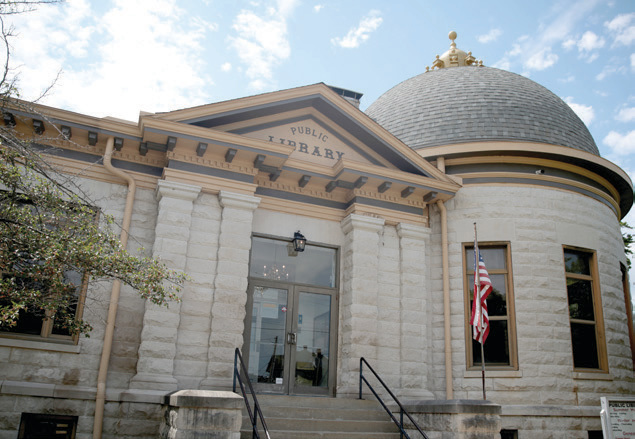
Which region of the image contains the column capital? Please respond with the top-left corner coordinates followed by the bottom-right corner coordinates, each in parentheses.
top-left (219, 191), bottom-right (260, 211)
top-left (397, 222), bottom-right (431, 240)
top-left (156, 180), bottom-right (201, 202)
top-left (341, 213), bottom-right (385, 235)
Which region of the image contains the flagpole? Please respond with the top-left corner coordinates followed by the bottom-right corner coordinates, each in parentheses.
top-left (474, 222), bottom-right (486, 400)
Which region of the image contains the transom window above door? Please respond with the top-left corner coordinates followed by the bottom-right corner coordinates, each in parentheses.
top-left (249, 236), bottom-right (337, 288)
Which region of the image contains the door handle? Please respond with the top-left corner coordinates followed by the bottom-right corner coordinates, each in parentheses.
top-left (287, 332), bottom-right (297, 345)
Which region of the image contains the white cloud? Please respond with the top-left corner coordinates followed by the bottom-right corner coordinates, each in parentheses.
top-left (6, 0), bottom-right (217, 120)
top-left (331, 10), bottom-right (383, 49)
top-left (562, 38), bottom-right (576, 50)
top-left (492, 59), bottom-right (511, 71)
top-left (564, 96), bottom-right (595, 125)
top-left (596, 63), bottom-right (627, 81)
top-left (585, 53), bottom-right (599, 63)
top-left (617, 107), bottom-right (635, 122)
top-left (605, 13), bottom-right (635, 47)
top-left (525, 48), bottom-right (559, 70)
top-left (577, 31), bottom-right (605, 52)
top-left (502, 0), bottom-right (600, 71)
top-left (631, 53), bottom-right (635, 70)
top-left (604, 130), bottom-right (635, 155)
top-left (221, 62), bottom-right (232, 72)
top-left (558, 75), bottom-right (575, 83)
top-left (477, 29), bottom-right (502, 44)
top-left (229, 0), bottom-right (299, 90)
top-left (314, 4), bottom-right (324, 13)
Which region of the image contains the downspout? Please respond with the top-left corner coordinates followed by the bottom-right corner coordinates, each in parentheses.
top-left (436, 199), bottom-right (453, 400)
top-left (93, 136), bottom-right (137, 439)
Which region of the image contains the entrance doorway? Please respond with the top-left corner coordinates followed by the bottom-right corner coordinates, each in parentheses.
top-left (244, 236), bottom-right (338, 396)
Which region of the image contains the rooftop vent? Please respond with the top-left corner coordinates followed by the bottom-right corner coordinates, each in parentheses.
top-left (328, 85), bottom-right (363, 108)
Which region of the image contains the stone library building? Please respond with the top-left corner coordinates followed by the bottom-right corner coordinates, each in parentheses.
top-left (0, 33), bottom-right (633, 438)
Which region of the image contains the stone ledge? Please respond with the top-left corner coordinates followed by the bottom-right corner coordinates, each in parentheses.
top-left (0, 337), bottom-right (80, 353)
top-left (0, 381), bottom-right (170, 404)
top-left (401, 399), bottom-right (501, 415)
top-left (463, 370), bottom-right (522, 378)
top-left (501, 404), bottom-right (600, 417)
top-left (1, 380), bottom-right (54, 397)
top-left (164, 390), bottom-right (243, 409)
top-left (573, 371), bottom-right (613, 381)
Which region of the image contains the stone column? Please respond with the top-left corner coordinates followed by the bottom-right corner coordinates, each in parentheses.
top-left (130, 180), bottom-right (201, 391)
top-left (200, 191), bottom-right (260, 390)
top-left (339, 213), bottom-right (385, 397)
top-left (397, 222), bottom-right (434, 399)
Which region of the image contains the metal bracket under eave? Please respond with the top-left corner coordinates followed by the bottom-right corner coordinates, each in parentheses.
top-left (423, 191), bottom-right (438, 203)
top-left (325, 176), bottom-right (368, 193)
top-left (253, 154), bottom-right (282, 181)
top-left (196, 142), bottom-right (208, 157)
top-left (401, 187), bottom-right (415, 198)
top-left (298, 175), bottom-right (311, 187)
top-left (225, 148), bottom-right (237, 163)
top-left (140, 140), bottom-right (167, 156)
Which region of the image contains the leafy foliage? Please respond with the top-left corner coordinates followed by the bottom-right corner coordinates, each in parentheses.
top-left (622, 221), bottom-right (634, 270)
top-left (0, 129), bottom-right (187, 335)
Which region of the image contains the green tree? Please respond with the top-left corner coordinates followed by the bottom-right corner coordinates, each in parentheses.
top-left (623, 221), bottom-right (634, 270)
top-left (0, 1), bottom-right (186, 335)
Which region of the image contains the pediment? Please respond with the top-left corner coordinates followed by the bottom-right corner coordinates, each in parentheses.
top-left (137, 83), bottom-right (460, 224)
top-left (235, 117), bottom-right (380, 168)
top-left (150, 83), bottom-right (448, 179)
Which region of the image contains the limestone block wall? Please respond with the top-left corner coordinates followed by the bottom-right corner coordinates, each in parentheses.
top-left (0, 176), bottom-right (159, 390)
top-left (427, 185), bottom-right (634, 406)
top-left (108, 185), bottom-right (159, 389)
top-left (0, 175), bottom-right (164, 439)
top-left (173, 193), bottom-right (222, 389)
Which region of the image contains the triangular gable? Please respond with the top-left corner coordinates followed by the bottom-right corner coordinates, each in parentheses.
top-left (150, 83), bottom-right (456, 185)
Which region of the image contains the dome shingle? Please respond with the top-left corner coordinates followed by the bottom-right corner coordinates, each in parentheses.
top-left (365, 67), bottom-right (599, 156)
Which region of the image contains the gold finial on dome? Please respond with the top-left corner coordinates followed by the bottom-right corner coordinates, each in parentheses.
top-left (428, 31), bottom-right (483, 70)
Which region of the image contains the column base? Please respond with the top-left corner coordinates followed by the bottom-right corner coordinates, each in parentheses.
top-left (199, 377), bottom-right (233, 392)
top-left (398, 389), bottom-right (435, 400)
top-left (129, 373), bottom-right (178, 391)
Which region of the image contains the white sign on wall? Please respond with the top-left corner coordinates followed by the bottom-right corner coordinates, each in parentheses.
top-left (600, 397), bottom-right (635, 439)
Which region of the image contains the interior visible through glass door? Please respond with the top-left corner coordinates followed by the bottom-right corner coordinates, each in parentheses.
top-left (292, 290), bottom-right (332, 395)
top-left (247, 286), bottom-right (289, 393)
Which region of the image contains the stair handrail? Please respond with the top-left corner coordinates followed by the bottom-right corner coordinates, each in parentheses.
top-left (359, 357), bottom-right (429, 439)
top-left (233, 348), bottom-right (271, 439)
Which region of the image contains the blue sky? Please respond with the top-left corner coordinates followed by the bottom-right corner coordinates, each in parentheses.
top-left (6, 1), bottom-right (635, 233)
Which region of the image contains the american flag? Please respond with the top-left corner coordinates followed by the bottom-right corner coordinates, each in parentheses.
top-left (470, 245), bottom-right (493, 344)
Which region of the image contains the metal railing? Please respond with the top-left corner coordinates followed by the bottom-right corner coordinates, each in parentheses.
top-left (359, 357), bottom-right (429, 439)
top-left (233, 348), bottom-right (271, 439)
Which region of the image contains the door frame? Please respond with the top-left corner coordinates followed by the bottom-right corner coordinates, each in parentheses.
top-left (243, 279), bottom-right (339, 396)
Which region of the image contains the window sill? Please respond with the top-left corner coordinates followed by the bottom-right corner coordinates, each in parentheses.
top-left (573, 371), bottom-right (612, 381)
top-left (0, 337), bottom-right (80, 353)
top-left (464, 370), bottom-right (522, 378)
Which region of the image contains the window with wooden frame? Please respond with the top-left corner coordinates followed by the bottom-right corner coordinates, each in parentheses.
top-left (463, 242), bottom-right (518, 369)
top-left (0, 268), bottom-right (88, 342)
top-left (563, 247), bottom-right (607, 371)
top-left (0, 198), bottom-right (90, 344)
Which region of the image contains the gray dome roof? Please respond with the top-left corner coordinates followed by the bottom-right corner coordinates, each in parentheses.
top-left (366, 66), bottom-right (599, 155)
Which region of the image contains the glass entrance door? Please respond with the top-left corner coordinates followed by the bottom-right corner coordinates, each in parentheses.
top-left (246, 285), bottom-right (290, 394)
top-left (245, 282), bottom-right (336, 395)
top-left (289, 287), bottom-right (333, 395)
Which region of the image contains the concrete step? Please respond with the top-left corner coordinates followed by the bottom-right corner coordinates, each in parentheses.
top-left (240, 394), bottom-right (402, 439)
